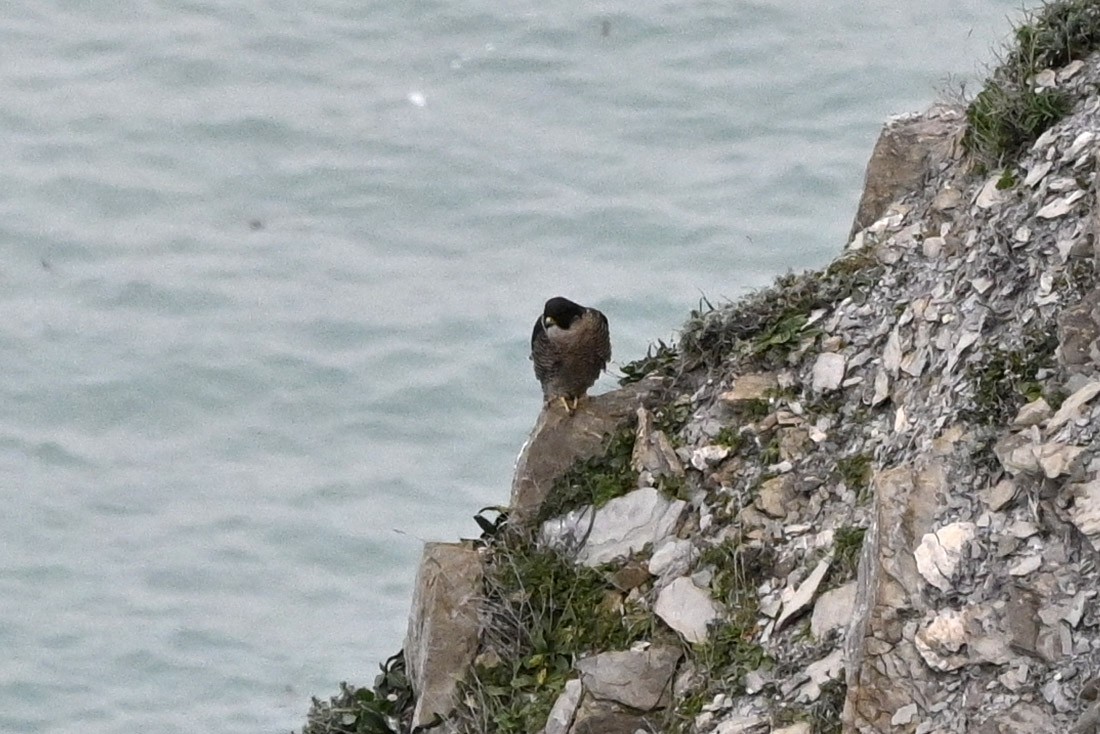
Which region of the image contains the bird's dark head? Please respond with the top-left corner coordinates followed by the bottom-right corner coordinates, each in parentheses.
top-left (542, 296), bottom-right (586, 330)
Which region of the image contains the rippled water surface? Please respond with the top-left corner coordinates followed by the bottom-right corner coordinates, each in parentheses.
top-left (1, 1), bottom-right (1019, 731)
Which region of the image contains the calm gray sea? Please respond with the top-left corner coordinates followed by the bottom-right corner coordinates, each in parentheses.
top-left (1, 1), bottom-right (1018, 731)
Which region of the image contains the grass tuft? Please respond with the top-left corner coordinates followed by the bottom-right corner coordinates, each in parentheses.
top-left (964, 0), bottom-right (1100, 164)
top-left (455, 531), bottom-right (657, 734)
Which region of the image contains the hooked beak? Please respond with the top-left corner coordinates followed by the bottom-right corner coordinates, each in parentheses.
top-left (542, 316), bottom-right (556, 330)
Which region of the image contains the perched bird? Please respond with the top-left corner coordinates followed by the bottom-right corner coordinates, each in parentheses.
top-left (530, 296), bottom-right (611, 413)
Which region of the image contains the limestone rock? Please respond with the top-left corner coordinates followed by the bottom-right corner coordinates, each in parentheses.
top-left (1047, 379), bottom-right (1100, 431)
top-left (811, 352), bottom-right (847, 392)
top-left (719, 372), bottom-right (778, 404)
top-left (913, 521), bottom-right (976, 592)
top-left (649, 538), bottom-right (696, 582)
top-left (980, 479), bottom-right (1018, 511)
top-left (756, 475), bottom-right (796, 518)
top-left (849, 105), bottom-right (963, 237)
top-left (773, 723), bottom-right (811, 734)
top-left (404, 543), bottom-right (482, 729)
top-left (914, 608), bottom-right (968, 671)
top-left (633, 406), bottom-right (685, 479)
top-left (775, 556), bottom-right (831, 631)
top-left (511, 379), bottom-right (662, 522)
top-left (575, 645), bottom-right (682, 711)
top-left (798, 648), bottom-right (844, 702)
top-left (811, 581), bottom-right (857, 639)
top-left (540, 487), bottom-right (686, 566)
top-left (1068, 479), bottom-right (1100, 551)
top-left (544, 679), bottom-right (582, 734)
top-left (570, 711), bottom-right (657, 734)
top-left (1012, 397), bottom-right (1052, 428)
top-left (654, 577), bottom-right (721, 643)
top-left (712, 713), bottom-right (768, 733)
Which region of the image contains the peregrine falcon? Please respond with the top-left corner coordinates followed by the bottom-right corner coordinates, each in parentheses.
top-left (530, 296), bottom-right (611, 413)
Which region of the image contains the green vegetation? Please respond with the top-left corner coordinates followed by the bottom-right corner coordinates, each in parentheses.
top-left (619, 339), bottom-right (679, 385)
top-left (829, 526), bottom-right (867, 588)
top-left (835, 453), bottom-right (872, 495)
top-left (301, 654), bottom-right (415, 734)
top-left (964, 0), bottom-right (1100, 164)
top-left (535, 426), bottom-right (637, 525)
top-left (807, 679), bottom-right (847, 734)
top-left (670, 539), bottom-right (774, 730)
top-left (714, 425), bottom-right (748, 453)
top-left (678, 253), bottom-right (881, 371)
top-left (457, 531), bottom-right (658, 734)
top-left (964, 328), bottom-right (1061, 425)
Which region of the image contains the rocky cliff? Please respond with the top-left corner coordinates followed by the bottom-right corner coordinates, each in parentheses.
top-left (301, 3), bottom-right (1100, 733)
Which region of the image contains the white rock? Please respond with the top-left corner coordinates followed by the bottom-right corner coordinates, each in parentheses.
top-left (999, 664), bottom-right (1030, 692)
top-left (976, 175), bottom-right (1008, 208)
top-left (1059, 59), bottom-right (1085, 81)
top-left (1037, 442), bottom-right (1085, 478)
top-left (1033, 126), bottom-right (1060, 150)
top-left (543, 679), bottom-right (582, 734)
top-left (649, 538), bottom-right (695, 579)
top-left (892, 703), bottom-right (919, 726)
top-left (773, 723), bottom-right (811, 734)
top-left (714, 714), bottom-right (768, 734)
top-left (1037, 191), bottom-right (1086, 218)
top-left (923, 236), bottom-right (945, 258)
top-left (811, 352), bottom-right (846, 392)
top-left (1012, 397), bottom-right (1052, 428)
top-left (1062, 131), bottom-right (1095, 161)
top-left (1025, 160), bottom-right (1053, 186)
top-left (540, 487), bottom-right (686, 567)
top-left (1007, 520), bottom-right (1039, 539)
top-left (915, 608), bottom-right (969, 671)
top-left (811, 581), bottom-right (857, 639)
top-left (1033, 68), bottom-right (1057, 88)
top-left (980, 479), bottom-right (1017, 511)
top-left (913, 522), bottom-right (976, 592)
top-left (1047, 380), bottom-right (1100, 431)
top-left (1009, 555), bottom-right (1042, 576)
top-left (776, 556), bottom-right (832, 631)
top-left (883, 326), bottom-right (903, 375)
top-left (691, 444), bottom-right (730, 470)
top-left (798, 648), bottom-right (844, 702)
top-left (575, 645), bottom-right (681, 711)
top-left (655, 577), bottom-right (721, 643)
top-left (872, 368), bottom-right (890, 406)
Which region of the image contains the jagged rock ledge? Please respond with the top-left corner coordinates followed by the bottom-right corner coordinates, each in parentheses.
top-left (301, 6), bottom-right (1100, 734)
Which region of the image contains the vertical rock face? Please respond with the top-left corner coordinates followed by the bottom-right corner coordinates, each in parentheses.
top-left (848, 105), bottom-right (963, 239)
top-left (404, 542), bottom-right (482, 730)
top-left (510, 378), bottom-right (665, 523)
